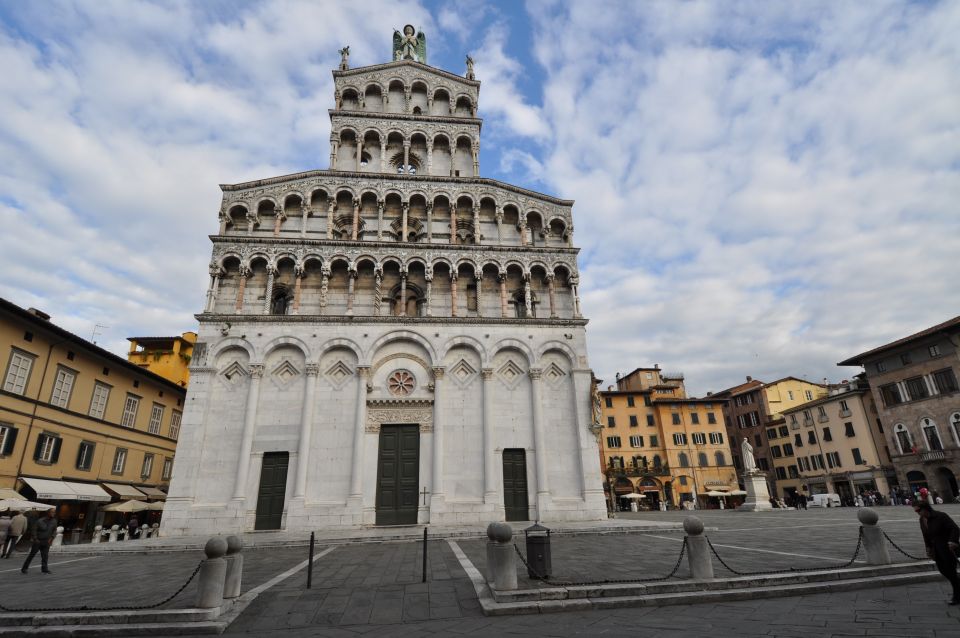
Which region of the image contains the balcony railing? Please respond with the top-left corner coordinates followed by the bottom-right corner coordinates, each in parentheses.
top-left (839, 409), bottom-right (852, 418)
top-left (607, 465), bottom-right (671, 478)
top-left (818, 414), bottom-right (829, 422)
top-left (920, 450), bottom-right (946, 462)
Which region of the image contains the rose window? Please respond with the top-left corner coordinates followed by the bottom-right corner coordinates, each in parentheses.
top-left (388, 370), bottom-right (416, 396)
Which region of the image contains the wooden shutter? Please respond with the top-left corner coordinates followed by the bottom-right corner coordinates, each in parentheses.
top-left (50, 437), bottom-right (62, 463)
top-left (33, 435), bottom-right (44, 461)
top-left (1, 426), bottom-right (16, 456)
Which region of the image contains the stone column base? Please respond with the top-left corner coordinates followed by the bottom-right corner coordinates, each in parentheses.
top-left (736, 472), bottom-right (773, 511)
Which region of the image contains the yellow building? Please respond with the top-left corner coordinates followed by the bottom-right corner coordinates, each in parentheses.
top-left (772, 376), bottom-right (894, 504)
top-left (127, 331), bottom-right (196, 387)
top-left (599, 367), bottom-right (737, 509)
top-left (0, 298), bottom-right (184, 535)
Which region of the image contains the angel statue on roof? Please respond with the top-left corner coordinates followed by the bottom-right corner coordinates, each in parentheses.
top-left (393, 24), bottom-right (426, 63)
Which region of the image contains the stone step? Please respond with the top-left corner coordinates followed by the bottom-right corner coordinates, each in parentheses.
top-left (0, 620), bottom-right (225, 637)
top-left (0, 608), bottom-right (219, 628)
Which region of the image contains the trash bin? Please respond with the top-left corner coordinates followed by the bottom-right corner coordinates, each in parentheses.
top-left (524, 522), bottom-right (551, 579)
top-left (70, 528), bottom-right (81, 545)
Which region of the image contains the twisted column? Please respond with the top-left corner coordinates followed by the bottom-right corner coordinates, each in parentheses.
top-left (300, 206), bottom-right (309, 237)
top-left (263, 265), bottom-right (275, 314)
top-left (346, 269), bottom-right (357, 316)
top-left (472, 204), bottom-right (480, 244)
top-left (426, 140), bottom-right (433, 175)
top-left (401, 202), bottom-right (409, 243)
top-left (519, 219), bottom-right (528, 246)
top-left (450, 204), bottom-right (457, 244)
top-left (319, 267), bottom-right (330, 313)
top-left (205, 266), bottom-right (222, 313)
top-left (426, 202), bottom-right (434, 243)
top-left (373, 270), bottom-right (383, 316)
top-left (523, 275), bottom-right (532, 317)
top-left (329, 135), bottom-right (339, 168)
top-left (351, 198), bottom-right (360, 240)
top-left (399, 272), bottom-right (408, 317)
top-left (495, 206), bottom-right (503, 245)
top-left (377, 199), bottom-right (384, 241)
top-left (356, 138), bottom-right (363, 172)
top-left (425, 271), bottom-right (433, 317)
top-left (326, 201), bottom-right (335, 239)
top-left (475, 272), bottom-right (483, 317)
top-left (272, 210), bottom-right (284, 236)
top-left (380, 140), bottom-right (387, 173)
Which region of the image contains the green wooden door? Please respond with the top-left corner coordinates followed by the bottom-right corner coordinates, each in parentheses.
top-left (503, 448), bottom-right (529, 521)
top-left (376, 425), bottom-right (420, 525)
top-left (254, 452), bottom-right (289, 530)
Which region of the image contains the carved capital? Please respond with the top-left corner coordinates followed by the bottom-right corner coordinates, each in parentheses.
top-left (249, 364), bottom-right (265, 379)
top-left (356, 366), bottom-right (372, 379)
top-left (528, 368), bottom-right (543, 380)
top-left (305, 363), bottom-right (320, 376)
top-left (481, 368), bottom-right (494, 380)
top-left (432, 366), bottom-right (445, 380)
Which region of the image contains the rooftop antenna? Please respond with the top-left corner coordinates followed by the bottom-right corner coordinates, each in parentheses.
top-left (91, 324), bottom-right (109, 345)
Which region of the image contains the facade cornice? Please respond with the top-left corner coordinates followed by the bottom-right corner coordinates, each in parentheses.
top-left (333, 59), bottom-right (481, 89)
top-left (330, 109), bottom-right (482, 129)
top-left (208, 234), bottom-right (580, 256)
top-left (196, 313), bottom-right (588, 327)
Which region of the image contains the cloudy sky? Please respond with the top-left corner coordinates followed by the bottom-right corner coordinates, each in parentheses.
top-left (0, 0), bottom-right (957, 396)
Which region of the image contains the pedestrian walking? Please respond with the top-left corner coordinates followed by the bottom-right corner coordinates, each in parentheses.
top-left (914, 501), bottom-right (960, 604)
top-left (21, 508), bottom-right (57, 574)
top-left (2, 511), bottom-right (27, 558)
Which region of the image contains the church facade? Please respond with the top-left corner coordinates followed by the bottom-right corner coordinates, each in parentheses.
top-left (161, 28), bottom-right (607, 535)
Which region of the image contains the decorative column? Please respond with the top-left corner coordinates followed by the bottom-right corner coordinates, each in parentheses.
top-left (426, 139), bottom-right (434, 175)
top-left (472, 142), bottom-right (479, 176)
top-left (494, 206), bottom-right (503, 245)
top-left (292, 265), bottom-right (304, 314)
top-left (426, 202), bottom-right (434, 243)
top-left (245, 211), bottom-right (258, 236)
top-left (523, 274), bottom-right (532, 318)
top-left (319, 266), bottom-right (330, 314)
top-left (425, 270), bottom-right (433, 316)
top-left (326, 201), bottom-right (335, 239)
top-left (475, 272), bottom-right (483, 317)
top-left (529, 368), bottom-right (551, 508)
top-left (272, 210), bottom-right (285, 236)
top-left (472, 204), bottom-right (480, 244)
top-left (373, 269), bottom-right (383, 317)
top-left (205, 265), bottom-right (222, 313)
top-left (377, 199), bottom-right (384, 241)
top-left (348, 367), bottom-right (371, 505)
top-left (235, 266), bottom-right (250, 311)
top-left (570, 275), bottom-right (582, 318)
top-left (519, 219), bottom-right (528, 246)
top-left (346, 268), bottom-right (356, 316)
top-left (356, 138), bottom-right (363, 172)
top-left (232, 364), bottom-right (263, 501)
top-left (482, 368), bottom-right (497, 503)
top-left (498, 273), bottom-right (508, 318)
top-left (401, 202), bottom-right (409, 243)
top-left (405, 88), bottom-right (412, 113)
top-left (403, 140), bottom-right (411, 172)
top-left (450, 204), bottom-right (457, 244)
top-left (450, 272), bottom-right (458, 317)
top-left (380, 139), bottom-right (387, 173)
top-left (546, 275), bottom-right (557, 318)
top-left (351, 198), bottom-right (360, 240)
top-left (329, 134), bottom-right (339, 168)
top-left (262, 264), bottom-right (275, 314)
top-left (399, 271), bottom-right (408, 317)
top-left (431, 367), bottom-right (446, 509)
top-left (293, 364), bottom-right (320, 499)
top-left (566, 225), bottom-right (574, 247)
top-left (300, 206), bottom-right (310, 237)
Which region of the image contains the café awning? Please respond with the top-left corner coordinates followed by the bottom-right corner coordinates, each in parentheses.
top-left (102, 483), bottom-right (147, 500)
top-left (0, 488), bottom-right (23, 500)
top-left (137, 486), bottom-right (167, 500)
top-left (19, 477), bottom-right (111, 502)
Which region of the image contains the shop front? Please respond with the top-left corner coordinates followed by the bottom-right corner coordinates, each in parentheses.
top-left (18, 476), bottom-right (112, 537)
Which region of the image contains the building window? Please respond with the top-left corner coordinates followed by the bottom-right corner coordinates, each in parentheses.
top-left (894, 423), bottom-right (912, 454)
top-left (905, 377), bottom-right (929, 401)
top-left (771, 445), bottom-right (782, 458)
top-left (766, 428), bottom-right (778, 440)
top-left (649, 435), bottom-right (659, 447)
top-left (823, 427), bottom-right (833, 441)
top-left (803, 410), bottom-right (813, 424)
top-left (629, 415), bottom-right (638, 428)
top-left (779, 425), bottom-right (789, 437)
top-left (607, 416), bottom-right (615, 428)
top-left (89, 382), bottom-right (111, 419)
top-left (629, 435), bottom-right (644, 448)
top-left (678, 452), bottom-right (690, 467)
top-left (788, 465), bottom-right (799, 478)
top-left (749, 412), bottom-right (759, 427)
top-left (783, 443), bottom-right (794, 456)
top-left (844, 422), bottom-right (855, 437)
top-left (707, 412), bottom-right (716, 424)
top-left (162, 457), bottom-right (173, 480)
top-left (646, 414), bottom-right (655, 426)
top-left (922, 418), bottom-right (943, 451)
top-left (933, 369), bottom-right (958, 394)
top-left (76, 441), bottom-right (95, 471)
top-left (754, 434), bottom-right (762, 447)
top-left (50, 367), bottom-right (76, 408)
top-left (0, 423), bottom-right (18, 456)
top-left (900, 353), bottom-right (912, 365)
top-left (3, 349), bottom-right (35, 395)
top-left (790, 414), bottom-right (798, 426)
top-left (606, 436), bottom-right (622, 448)
top-left (817, 406), bottom-right (827, 419)
top-left (757, 458), bottom-right (770, 471)
top-left (33, 433), bottom-right (61, 464)
top-left (652, 454), bottom-right (662, 469)
top-left (813, 454), bottom-right (825, 470)
top-left (692, 432), bottom-right (706, 445)
top-left (737, 414), bottom-right (746, 429)
top-left (827, 451), bottom-right (842, 468)
top-left (876, 361), bottom-right (886, 373)
top-left (673, 433), bottom-right (688, 445)
top-left (121, 394), bottom-right (140, 428)
top-left (794, 433), bottom-right (803, 447)
top-left (170, 411), bottom-right (182, 439)
top-left (879, 383), bottom-right (903, 406)
top-left (671, 413), bottom-right (681, 425)
top-left (808, 431), bottom-right (817, 444)
top-left (697, 452), bottom-right (708, 467)
top-left (715, 451), bottom-right (726, 465)
top-left (627, 396), bottom-right (635, 407)
top-left (141, 453), bottom-right (154, 478)
top-left (644, 395), bottom-right (651, 406)
top-left (776, 467), bottom-right (787, 480)
top-left (852, 448), bottom-right (865, 465)
top-left (839, 399), bottom-right (850, 414)
top-left (112, 448), bottom-right (127, 474)
top-left (148, 404), bottom-right (165, 434)
top-left (805, 390), bottom-right (813, 401)
top-left (690, 412), bottom-right (700, 425)
top-left (709, 432), bottom-right (724, 445)
top-left (929, 344), bottom-right (941, 358)
top-left (787, 391), bottom-right (794, 400)
top-left (604, 397), bottom-right (612, 408)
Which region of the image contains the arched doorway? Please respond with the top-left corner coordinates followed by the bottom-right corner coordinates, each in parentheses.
top-left (613, 476), bottom-right (633, 512)
top-left (640, 477), bottom-right (661, 511)
top-left (936, 466), bottom-right (959, 500)
top-left (906, 470), bottom-right (928, 495)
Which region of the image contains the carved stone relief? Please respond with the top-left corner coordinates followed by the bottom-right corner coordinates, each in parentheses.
top-left (365, 399), bottom-right (434, 433)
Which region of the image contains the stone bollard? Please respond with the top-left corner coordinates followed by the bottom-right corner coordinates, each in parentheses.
top-left (196, 537), bottom-right (228, 609)
top-left (140, 524), bottom-right (148, 539)
top-left (683, 516), bottom-right (714, 580)
top-left (108, 525), bottom-right (118, 542)
top-left (92, 525), bottom-right (103, 544)
top-left (223, 535), bottom-right (243, 599)
top-left (858, 508), bottom-right (891, 565)
top-left (151, 523), bottom-right (160, 538)
top-left (51, 526), bottom-right (64, 548)
top-left (485, 522), bottom-right (518, 591)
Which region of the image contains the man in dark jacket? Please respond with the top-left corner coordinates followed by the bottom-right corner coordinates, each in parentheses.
top-left (915, 501), bottom-right (960, 604)
top-left (21, 508), bottom-right (57, 575)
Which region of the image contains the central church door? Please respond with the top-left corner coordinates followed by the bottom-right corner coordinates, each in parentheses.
top-left (375, 425), bottom-right (420, 525)
top-left (503, 448), bottom-right (529, 521)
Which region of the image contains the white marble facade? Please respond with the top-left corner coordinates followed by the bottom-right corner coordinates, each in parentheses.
top-left (161, 35), bottom-right (606, 536)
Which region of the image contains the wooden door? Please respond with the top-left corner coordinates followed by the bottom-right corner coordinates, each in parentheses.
top-left (502, 448), bottom-right (529, 521)
top-left (254, 452), bottom-right (289, 530)
top-left (376, 425), bottom-right (420, 525)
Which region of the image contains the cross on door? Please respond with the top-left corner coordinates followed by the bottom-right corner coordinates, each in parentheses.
top-left (420, 487), bottom-right (430, 505)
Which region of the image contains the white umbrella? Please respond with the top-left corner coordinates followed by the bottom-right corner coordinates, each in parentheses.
top-left (622, 493), bottom-right (646, 499)
top-left (705, 491), bottom-right (730, 497)
top-left (0, 498), bottom-right (53, 512)
top-left (103, 499), bottom-right (149, 513)
top-left (146, 501), bottom-right (164, 511)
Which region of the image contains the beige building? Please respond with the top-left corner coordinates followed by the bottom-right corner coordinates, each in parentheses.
top-left (772, 376), bottom-right (894, 503)
top-left (0, 298), bottom-right (183, 535)
top-left (127, 331), bottom-right (196, 387)
top-left (839, 316), bottom-right (960, 499)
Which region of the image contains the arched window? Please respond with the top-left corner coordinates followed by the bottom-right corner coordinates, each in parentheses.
top-left (389, 285), bottom-right (424, 317)
top-left (894, 423), bottom-right (912, 454)
top-left (513, 290), bottom-right (538, 318)
top-left (921, 417), bottom-right (943, 451)
top-left (270, 285), bottom-right (292, 315)
top-left (951, 412), bottom-right (960, 447)
top-left (652, 454), bottom-right (662, 469)
top-left (715, 451), bottom-right (726, 466)
top-left (678, 452), bottom-right (689, 468)
top-left (698, 452), bottom-right (709, 467)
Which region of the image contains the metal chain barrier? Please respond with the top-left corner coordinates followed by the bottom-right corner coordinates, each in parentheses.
top-left (880, 529), bottom-right (927, 561)
top-left (0, 560), bottom-right (204, 613)
top-left (512, 537), bottom-right (688, 587)
top-left (706, 527), bottom-right (864, 577)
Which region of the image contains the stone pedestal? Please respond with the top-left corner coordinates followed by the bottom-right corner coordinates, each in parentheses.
top-left (736, 472), bottom-right (773, 511)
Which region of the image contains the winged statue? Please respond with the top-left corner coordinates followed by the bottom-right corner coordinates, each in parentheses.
top-left (393, 24), bottom-right (427, 63)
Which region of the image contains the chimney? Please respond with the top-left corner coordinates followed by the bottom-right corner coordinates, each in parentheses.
top-left (707, 391), bottom-right (713, 396)
top-left (615, 372), bottom-right (621, 380)
top-left (746, 375), bottom-right (752, 382)
top-left (27, 308), bottom-right (50, 321)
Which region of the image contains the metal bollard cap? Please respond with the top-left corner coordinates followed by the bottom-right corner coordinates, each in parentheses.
top-left (111, 525), bottom-right (119, 531)
top-left (226, 535), bottom-right (243, 555)
top-left (486, 522), bottom-right (513, 543)
top-left (204, 536), bottom-right (228, 559)
top-left (857, 507), bottom-right (879, 526)
top-left (683, 516), bottom-right (704, 536)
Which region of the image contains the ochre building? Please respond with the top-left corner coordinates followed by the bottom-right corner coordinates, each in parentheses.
top-left (127, 331), bottom-right (197, 387)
